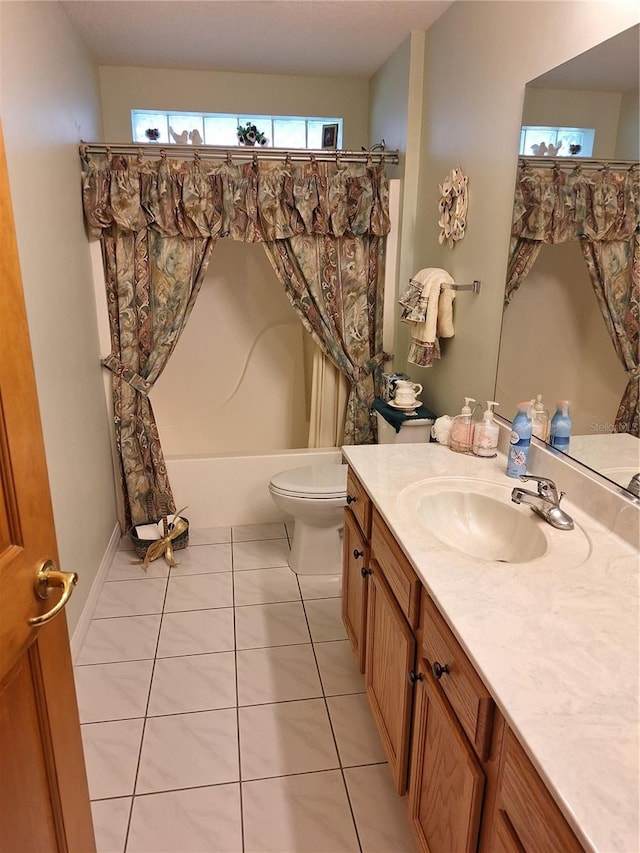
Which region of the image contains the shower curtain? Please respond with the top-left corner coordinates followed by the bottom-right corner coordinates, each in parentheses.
top-left (81, 151), bottom-right (390, 526)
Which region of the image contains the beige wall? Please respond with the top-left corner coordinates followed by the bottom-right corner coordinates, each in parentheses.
top-left (0, 1), bottom-right (118, 630)
top-left (98, 66), bottom-right (370, 150)
top-left (617, 89), bottom-right (640, 159)
top-left (400, 0), bottom-right (639, 421)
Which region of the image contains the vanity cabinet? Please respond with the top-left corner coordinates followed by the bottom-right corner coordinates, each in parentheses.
top-left (342, 468), bottom-right (372, 672)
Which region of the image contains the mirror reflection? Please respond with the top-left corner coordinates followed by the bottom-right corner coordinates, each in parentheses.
top-left (496, 25), bottom-right (639, 494)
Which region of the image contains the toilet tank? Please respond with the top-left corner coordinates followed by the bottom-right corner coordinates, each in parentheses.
top-left (375, 411), bottom-right (434, 444)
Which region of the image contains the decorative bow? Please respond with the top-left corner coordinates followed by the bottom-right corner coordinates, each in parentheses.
top-left (133, 509), bottom-right (189, 571)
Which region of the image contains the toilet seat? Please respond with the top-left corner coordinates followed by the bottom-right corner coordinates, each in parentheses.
top-left (269, 464), bottom-right (348, 499)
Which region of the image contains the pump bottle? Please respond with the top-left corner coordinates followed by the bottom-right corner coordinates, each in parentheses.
top-left (472, 401), bottom-right (500, 457)
top-left (531, 394), bottom-right (550, 441)
top-left (506, 401), bottom-right (532, 478)
top-left (449, 397), bottom-right (476, 453)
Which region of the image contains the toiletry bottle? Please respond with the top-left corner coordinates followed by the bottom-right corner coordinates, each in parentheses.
top-left (506, 401), bottom-right (532, 478)
top-left (472, 401), bottom-right (500, 458)
top-left (449, 397), bottom-right (476, 453)
top-left (531, 394), bottom-right (550, 441)
top-left (550, 400), bottom-right (572, 452)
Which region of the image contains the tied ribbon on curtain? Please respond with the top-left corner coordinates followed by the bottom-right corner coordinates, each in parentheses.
top-left (132, 510), bottom-right (189, 571)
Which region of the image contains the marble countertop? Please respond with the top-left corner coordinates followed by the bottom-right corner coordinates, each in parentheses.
top-left (342, 442), bottom-right (639, 853)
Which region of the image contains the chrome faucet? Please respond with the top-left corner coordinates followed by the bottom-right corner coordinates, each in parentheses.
top-left (626, 473), bottom-right (640, 498)
top-left (511, 474), bottom-right (574, 531)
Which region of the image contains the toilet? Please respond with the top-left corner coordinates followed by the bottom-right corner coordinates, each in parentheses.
top-left (268, 463), bottom-right (348, 575)
top-left (375, 410), bottom-right (434, 443)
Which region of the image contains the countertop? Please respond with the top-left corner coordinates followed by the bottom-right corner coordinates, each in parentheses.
top-left (342, 442), bottom-right (639, 853)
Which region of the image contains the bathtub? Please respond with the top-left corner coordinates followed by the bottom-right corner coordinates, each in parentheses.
top-left (166, 448), bottom-right (342, 528)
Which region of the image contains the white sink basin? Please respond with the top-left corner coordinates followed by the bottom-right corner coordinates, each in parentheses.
top-left (601, 467), bottom-right (638, 489)
top-left (417, 490), bottom-right (547, 563)
top-left (397, 477), bottom-right (591, 566)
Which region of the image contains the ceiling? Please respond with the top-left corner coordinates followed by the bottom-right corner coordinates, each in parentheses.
top-left (60, 0), bottom-right (454, 79)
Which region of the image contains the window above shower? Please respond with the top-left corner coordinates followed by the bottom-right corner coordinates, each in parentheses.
top-left (131, 110), bottom-right (343, 149)
top-left (519, 125), bottom-right (595, 158)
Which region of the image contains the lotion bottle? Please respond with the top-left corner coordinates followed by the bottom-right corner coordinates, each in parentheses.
top-left (531, 394), bottom-right (550, 441)
top-left (472, 401), bottom-right (500, 457)
top-left (506, 401), bottom-right (532, 478)
top-left (550, 400), bottom-right (572, 452)
top-left (449, 397), bottom-right (476, 453)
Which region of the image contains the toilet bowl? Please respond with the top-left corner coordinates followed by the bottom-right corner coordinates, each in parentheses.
top-left (268, 463), bottom-right (348, 575)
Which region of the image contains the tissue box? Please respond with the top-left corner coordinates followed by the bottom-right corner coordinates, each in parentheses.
top-left (382, 372), bottom-right (411, 401)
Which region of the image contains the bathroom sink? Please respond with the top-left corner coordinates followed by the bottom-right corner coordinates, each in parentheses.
top-left (397, 477), bottom-right (590, 566)
top-left (601, 467), bottom-right (638, 489)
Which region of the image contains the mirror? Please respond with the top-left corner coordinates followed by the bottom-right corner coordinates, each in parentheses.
top-left (495, 25), bottom-right (639, 494)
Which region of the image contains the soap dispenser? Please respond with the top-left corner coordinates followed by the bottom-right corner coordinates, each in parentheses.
top-left (472, 401), bottom-right (500, 457)
top-left (531, 394), bottom-right (550, 441)
top-left (506, 401), bottom-right (532, 478)
top-left (450, 397), bottom-right (476, 453)
top-left (550, 400), bottom-right (572, 452)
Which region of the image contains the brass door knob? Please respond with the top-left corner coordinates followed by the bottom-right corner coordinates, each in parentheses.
top-left (29, 559), bottom-right (78, 627)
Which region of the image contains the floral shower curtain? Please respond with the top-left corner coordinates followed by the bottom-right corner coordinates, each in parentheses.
top-left (504, 161), bottom-right (639, 437)
top-left (81, 151), bottom-right (390, 525)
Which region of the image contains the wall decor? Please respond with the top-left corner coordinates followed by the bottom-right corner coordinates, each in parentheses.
top-left (438, 167), bottom-right (468, 248)
top-left (322, 123), bottom-right (338, 149)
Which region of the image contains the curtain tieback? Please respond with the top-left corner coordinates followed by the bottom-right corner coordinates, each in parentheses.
top-left (351, 352), bottom-right (386, 386)
top-left (102, 354), bottom-right (153, 396)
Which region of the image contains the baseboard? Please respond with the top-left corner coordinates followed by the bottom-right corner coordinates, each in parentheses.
top-left (70, 522), bottom-right (121, 664)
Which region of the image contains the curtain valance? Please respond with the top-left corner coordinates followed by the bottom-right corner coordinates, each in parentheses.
top-left (511, 163), bottom-right (639, 243)
top-left (81, 153), bottom-right (391, 241)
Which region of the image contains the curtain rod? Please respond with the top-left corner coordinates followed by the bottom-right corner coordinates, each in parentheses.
top-left (80, 141), bottom-right (399, 166)
top-left (519, 156), bottom-right (638, 169)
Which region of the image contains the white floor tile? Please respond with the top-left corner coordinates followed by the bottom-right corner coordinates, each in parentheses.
top-left (94, 578), bottom-right (167, 619)
top-left (168, 543), bottom-right (232, 576)
top-left (90, 797), bottom-right (131, 853)
top-left (164, 571), bottom-right (233, 612)
top-left (147, 652), bottom-right (236, 716)
top-left (136, 708), bottom-right (239, 794)
top-left (232, 522), bottom-right (287, 542)
top-left (239, 699), bottom-right (338, 780)
top-left (127, 785), bottom-right (242, 853)
top-left (235, 601), bottom-right (310, 649)
top-left (233, 538), bottom-right (290, 571)
top-left (75, 660), bottom-right (154, 723)
top-left (298, 572), bottom-right (342, 600)
top-left (314, 640), bottom-right (366, 696)
top-left (237, 644), bottom-right (322, 706)
top-left (117, 535), bottom-right (136, 552)
top-left (233, 566), bottom-right (301, 606)
top-left (188, 526), bottom-right (232, 546)
top-left (77, 616), bottom-right (161, 665)
top-left (81, 718), bottom-right (144, 800)
top-left (344, 763), bottom-right (417, 852)
top-left (304, 597), bottom-right (348, 642)
top-left (327, 693), bottom-right (388, 767)
top-left (107, 551), bottom-right (170, 582)
top-left (242, 771), bottom-right (359, 853)
top-left (156, 608), bottom-right (234, 657)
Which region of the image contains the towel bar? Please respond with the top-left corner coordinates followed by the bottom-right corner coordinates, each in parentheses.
top-left (442, 280), bottom-right (481, 294)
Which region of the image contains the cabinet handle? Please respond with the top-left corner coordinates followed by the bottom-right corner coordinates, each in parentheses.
top-left (431, 661), bottom-right (450, 680)
top-left (346, 495), bottom-right (357, 504)
top-left (360, 567), bottom-right (372, 577)
top-left (408, 670), bottom-right (424, 684)
top-left (353, 549), bottom-right (364, 559)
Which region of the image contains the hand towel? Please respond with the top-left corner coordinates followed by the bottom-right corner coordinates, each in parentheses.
top-left (399, 268), bottom-right (456, 367)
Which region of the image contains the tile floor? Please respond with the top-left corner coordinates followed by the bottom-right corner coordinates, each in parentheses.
top-left (74, 523), bottom-right (417, 853)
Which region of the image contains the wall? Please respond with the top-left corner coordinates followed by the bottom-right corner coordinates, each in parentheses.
top-left (0, 1), bottom-right (118, 630)
top-left (617, 89), bottom-right (640, 159)
top-left (402, 1), bottom-right (639, 420)
top-left (98, 66), bottom-right (370, 150)
top-left (495, 242), bottom-right (627, 434)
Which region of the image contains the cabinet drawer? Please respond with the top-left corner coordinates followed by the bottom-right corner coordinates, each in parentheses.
top-left (497, 729), bottom-right (584, 853)
top-left (371, 509), bottom-right (421, 629)
top-left (346, 468), bottom-right (371, 539)
top-left (421, 594), bottom-right (494, 761)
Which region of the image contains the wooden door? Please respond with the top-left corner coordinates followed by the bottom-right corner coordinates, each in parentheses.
top-left (0, 124), bottom-right (95, 851)
top-left (408, 666), bottom-right (485, 853)
top-left (341, 509), bottom-right (369, 672)
top-left (364, 560), bottom-right (416, 794)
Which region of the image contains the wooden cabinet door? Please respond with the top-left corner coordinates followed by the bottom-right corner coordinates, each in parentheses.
top-left (408, 667), bottom-right (485, 853)
top-left (0, 124), bottom-right (95, 851)
top-left (341, 509), bottom-right (369, 673)
top-left (365, 560), bottom-right (416, 794)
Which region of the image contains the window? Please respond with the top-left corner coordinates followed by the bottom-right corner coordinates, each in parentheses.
top-left (519, 126), bottom-right (595, 158)
top-left (131, 110), bottom-right (343, 149)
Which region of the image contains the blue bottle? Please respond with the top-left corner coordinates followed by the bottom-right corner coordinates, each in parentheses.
top-left (506, 401), bottom-right (532, 478)
top-left (550, 401), bottom-right (572, 452)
